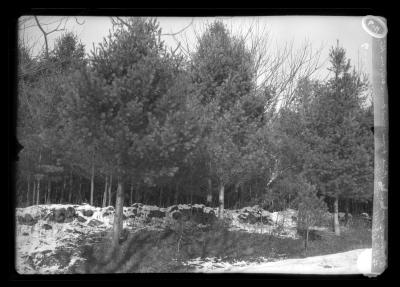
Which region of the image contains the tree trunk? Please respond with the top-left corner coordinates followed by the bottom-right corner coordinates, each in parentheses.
top-left (159, 186), bottom-right (163, 207)
top-left (46, 180), bottom-right (51, 204)
top-left (130, 180), bottom-right (134, 206)
top-left (108, 175), bottom-right (113, 206)
top-left (32, 179), bottom-right (36, 206)
top-left (249, 184), bottom-right (252, 202)
top-left (102, 175), bottom-right (108, 207)
top-left (90, 160), bottom-right (95, 206)
top-left (112, 177), bottom-right (124, 251)
top-left (206, 178), bottom-right (212, 206)
top-left (218, 183), bottom-right (225, 219)
top-left (305, 227), bottom-right (309, 254)
top-left (60, 176), bottom-right (66, 204)
top-left (174, 183), bottom-right (179, 205)
top-left (234, 183), bottom-right (239, 209)
top-left (135, 183), bottom-right (140, 203)
top-left (68, 170), bottom-right (73, 203)
top-left (26, 175), bottom-right (30, 207)
top-left (78, 176), bottom-right (82, 204)
top-left (36, 179), bottom-right (41, 205)
top-left (344, 198), bottom-right (350, 226)
top-left (333, 196), bottom-right (340, 236)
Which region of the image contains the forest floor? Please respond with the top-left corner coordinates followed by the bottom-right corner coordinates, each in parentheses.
top-left (14, 203), bottom-right (372, 275)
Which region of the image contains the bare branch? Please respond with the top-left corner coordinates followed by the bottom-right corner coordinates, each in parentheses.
top-left (161, 18), bottom-right (194, 36)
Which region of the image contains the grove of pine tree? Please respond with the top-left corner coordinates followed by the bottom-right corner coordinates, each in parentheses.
top-left (16, 18), bottom-right (374, 247)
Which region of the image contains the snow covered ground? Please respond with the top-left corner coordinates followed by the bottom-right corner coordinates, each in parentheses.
top-left (15, 203), bottom-right (371, 275)
top-left (185, 248), bottom-right (372, 275)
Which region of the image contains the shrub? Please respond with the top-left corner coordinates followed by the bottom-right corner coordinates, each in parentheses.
top-left (294, 177), bottom-right (328, 254)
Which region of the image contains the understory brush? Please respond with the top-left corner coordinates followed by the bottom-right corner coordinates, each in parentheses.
top-left (81, 217), bottom-right (372, 273)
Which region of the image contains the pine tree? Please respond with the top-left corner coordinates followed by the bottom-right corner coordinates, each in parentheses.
top-left (295, 177), bottom-right (328, 254)
top-left (302, 43), bottom-right (372, 235)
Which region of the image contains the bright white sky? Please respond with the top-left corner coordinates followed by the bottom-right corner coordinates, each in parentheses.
top-left (19, 16), bottom-right (373, 82)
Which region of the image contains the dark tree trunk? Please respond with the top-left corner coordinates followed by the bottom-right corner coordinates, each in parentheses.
top-left (78, 176), bottom-right (82, 204)
top-left (102, 175), bottom-right (108, 207)
top-left (108, 175), bottom-right (113, 207)
top-left (333, 196), bottom-right (340, 236)
top-left (60, 176), bottom-right (66, 204)
top-left (90, 160), bottom-right (95, 206)
top-left (130, 180), bottom-right (134, 206)
top-left (46, 180), bottom-right (51, 204)
top-left (174, 183), bottom-right (179, 205)
top-left (32, 179), bottom-right (36, 206)
top-left (68, 170), bottom-right (73, 203)
top-left (305, 227), bottom-right (309, 254)
top-left (218, 183), bottom-right (225, 219)
top-left (135, 183), bottom-right (140, 203)
top-left (36, 179), bottom-right (41, 205)
top-left (159, 186), bottom-right (163, 207)
top-left (26, 175), bottom-right (30, 207)
top-left (207, 178), bottom-right (212, 206)
top-left (345, 198), bottom-right (350, 226)
top-left (112, 177), bottom-right (124, 251)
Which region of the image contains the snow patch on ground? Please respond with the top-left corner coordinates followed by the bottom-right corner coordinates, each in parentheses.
top-left (186, 248), bottom-right (372, 275)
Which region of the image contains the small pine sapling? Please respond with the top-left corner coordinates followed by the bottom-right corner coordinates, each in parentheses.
top-left (295, 178), bottom-right (328, 254)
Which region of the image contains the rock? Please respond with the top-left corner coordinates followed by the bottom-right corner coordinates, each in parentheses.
top-left (66, 207), bottom-right (76, 218)
top-left (131, 203), bottom-right (142, 208)
top-left (148, 209), bottom-right (165, 218)
top-left (190, 205), bottom-right (216, 224)
top-left (24, 213), bottom-right (37, 225)
top-left (237, 207), bottom-right (272, 225)
top-left (77, 216), bottom-right (87, 223)
top-left (167, 205), bottom-right (179, 213)
top-left (42, 223), bottom-right (53, 230)
top-left (171, 210), bottom-right (182, 220)
top-left (87, 219), bottom-right (103, 227)
top-left (169, 205), bottom-right (217, 224)
top-left (361, 213), bottom-right (371, 220)
top-left (238, 212), bottom-right (259, 224)
top-left (82, 209), bottom-right (94, 217)
top-left (17, 215), bottom-right (24, 224)
top-left (54, 208), bottom-right (67, 223)
top-left (102, 211), bottom-right (113, 217)
top-left (64, 217), bottom-right (74, 223)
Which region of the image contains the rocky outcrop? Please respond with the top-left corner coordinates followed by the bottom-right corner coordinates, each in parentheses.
top-left (168, 204), bottom-right (217, 225)
top-left (42, 223), bottom-right (53, 230)
top-left (237, 206), bottom-right (273, 225)
top-left (81, 209), bottom-right (94, 217)
top-left (148, 209), bottom-right (165, 218)
top-left (54, 208), bottom-right (67, 223)
top-left (87, 219), bottom-right (103, 227)
top-left (18, 214), bottom-right (37, 226)
top-left (77, 216), bottom-right (87, 223)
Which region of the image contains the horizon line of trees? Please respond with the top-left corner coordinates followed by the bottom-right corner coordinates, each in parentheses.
top-left (16, 17), bottom-right (374, 247)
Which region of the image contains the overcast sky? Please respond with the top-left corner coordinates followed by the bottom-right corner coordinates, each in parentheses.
top-left (19, 16), bottom-right (373, 82)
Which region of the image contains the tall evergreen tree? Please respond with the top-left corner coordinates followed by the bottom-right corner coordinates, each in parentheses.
top-left (302, 43), bottom-right (373, 235)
